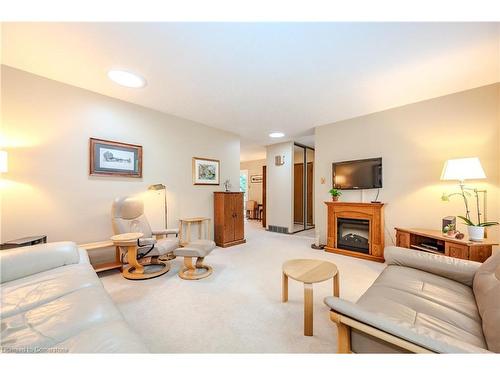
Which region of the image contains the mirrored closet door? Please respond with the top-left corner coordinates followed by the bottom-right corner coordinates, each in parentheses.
top-left (293, 143), bottom-right (315, 233)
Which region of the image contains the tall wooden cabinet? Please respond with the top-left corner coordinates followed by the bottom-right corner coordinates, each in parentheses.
top-left (214, 192), bottom-right (246, 247)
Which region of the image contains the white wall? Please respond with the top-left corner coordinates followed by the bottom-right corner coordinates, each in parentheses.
top-left (315, 83), bottom-right (500, 248)
top-left (240, 159), bottom-right (266, 204)
top-left (1, 66), bottom-right (240, 244)
top-left (266, 141), bottom-right (294, 233)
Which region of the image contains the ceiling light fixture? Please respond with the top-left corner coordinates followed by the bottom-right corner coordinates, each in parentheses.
top-left (108, 69), bottom-right (147, 88)
top-left (269, 132), bottom-right (285, 138)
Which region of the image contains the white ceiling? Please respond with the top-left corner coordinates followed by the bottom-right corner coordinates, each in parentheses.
top-left (2, 22), bottom-right (499, 161)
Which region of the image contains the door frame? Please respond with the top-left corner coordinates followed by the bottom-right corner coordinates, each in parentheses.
top-left (292, 142), bottom-right (315, 234)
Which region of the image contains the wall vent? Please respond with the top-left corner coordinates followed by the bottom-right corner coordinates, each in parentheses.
top-left (268, 225), bottom-right (289, 234)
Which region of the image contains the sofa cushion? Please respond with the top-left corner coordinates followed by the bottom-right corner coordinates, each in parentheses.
top-left (356, 265), bottom-right (487, 350)
top-left (1, 261), bottom-right (148, 353)
top-left (1, 263), bottom-right (101, 319)
top-left (473, 251), bottom-right (500, 353)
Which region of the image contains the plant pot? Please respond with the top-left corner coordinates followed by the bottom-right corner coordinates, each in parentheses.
top-left (467, 225), bottom-right (484, 242)
top-left (332, 196), bottom-right (339, 202)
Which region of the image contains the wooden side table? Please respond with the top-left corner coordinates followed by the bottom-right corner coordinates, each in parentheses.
top-left (80, 240), bottom-right (122, 273)
top-left (179, 217), bottom-right (211, 246)
top-left (282, 259), bottom-right (339, 336)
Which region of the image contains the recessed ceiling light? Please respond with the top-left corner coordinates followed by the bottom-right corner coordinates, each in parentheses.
top-left (269, 132), bottom-right (285, 138)
top-left (108, 69), bottom-right (146, 88)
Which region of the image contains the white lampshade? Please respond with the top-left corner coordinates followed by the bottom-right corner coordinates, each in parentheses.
top-left (440, 157), bottom-right (486, 182)
top-left (0, 151), bottom-right (7, 173)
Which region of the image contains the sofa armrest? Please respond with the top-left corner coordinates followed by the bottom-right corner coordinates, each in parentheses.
top-left (78, 247), bottom-right (91, 264)
top-left (152, 229), bottom-right (179, 237)
top-left (384, 246), bottom-right (481, 286)
top-left (324, 296), bottom-right (490, 353)
top-left (0, 241), bottom-right (80, 284)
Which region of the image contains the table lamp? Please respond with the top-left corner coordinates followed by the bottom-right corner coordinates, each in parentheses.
top-left (148, 183), bottom-right (167, 229)
top-left (440, 157), bottom-right (487, 226)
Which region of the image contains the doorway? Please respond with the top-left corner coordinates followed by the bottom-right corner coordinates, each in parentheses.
top-left (240, 169), bottom-right (248, 208)
top-left (293, 143), bottom-right (314, 233)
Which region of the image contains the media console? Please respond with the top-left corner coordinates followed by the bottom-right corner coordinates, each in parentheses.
top-left (395, 227), bottom-right (496, 263)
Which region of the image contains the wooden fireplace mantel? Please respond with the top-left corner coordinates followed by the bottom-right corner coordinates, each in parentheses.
top-left (324, 201), bottom-right (385, 262)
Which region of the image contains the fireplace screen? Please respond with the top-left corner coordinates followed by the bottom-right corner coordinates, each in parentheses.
top-left (337, 218), bottom-right (369, 254)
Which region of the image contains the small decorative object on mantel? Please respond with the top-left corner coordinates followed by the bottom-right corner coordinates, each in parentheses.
top-left (223, 179), bottom-right (232, 192)
top-left (89, 138), bottom-right (142, 177)
top-left (193, 157), bottom-right (220, 185)
top-left (328, 188), bottom-right (342, 202)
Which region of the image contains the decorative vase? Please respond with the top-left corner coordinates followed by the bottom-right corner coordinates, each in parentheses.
top-left (332, 196), bottom-right (339, 202)
top-left (467, 225), bottom-right (484, 242)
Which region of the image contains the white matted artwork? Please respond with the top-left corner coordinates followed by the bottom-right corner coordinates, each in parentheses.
top-left (192, 157), bottom-right (220, 185)
top-left (99, 148), bottom-right (135, 171)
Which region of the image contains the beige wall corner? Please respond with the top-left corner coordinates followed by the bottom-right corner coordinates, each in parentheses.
top-left (314, 83), bottom-right (500, 248)
top-left (266, 141), bottom-right (294, 233)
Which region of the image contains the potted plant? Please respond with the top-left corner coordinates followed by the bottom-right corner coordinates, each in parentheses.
top-left (457, 216), bottom-right (498, 242)
top-left (442, 190), bottom-right (498, 241)
top-left (329, 188), bottom-right (342, 202)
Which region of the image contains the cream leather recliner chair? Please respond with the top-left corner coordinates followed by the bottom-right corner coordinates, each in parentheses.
top-left (112, 196), bottom-right (180, 279)
top-left (112, 196), bottom-right (217, 280)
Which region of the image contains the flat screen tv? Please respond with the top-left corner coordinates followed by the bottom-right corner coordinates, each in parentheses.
top-left (332, 157), bottom-right (382, 190)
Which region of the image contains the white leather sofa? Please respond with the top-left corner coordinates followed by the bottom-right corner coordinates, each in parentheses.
top-left (0, 241), bottom-right (148, 353)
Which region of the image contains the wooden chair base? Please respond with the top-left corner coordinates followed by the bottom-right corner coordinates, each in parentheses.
top-left (178, 256), bottom-right (213, 280)
top-left (123, 256), bottom-right (170, 280)
top-left (159, 252), bottom-right (176, 262)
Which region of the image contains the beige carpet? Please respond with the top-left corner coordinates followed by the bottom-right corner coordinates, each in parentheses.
top-left (99, 221), bottom-right (385, 353)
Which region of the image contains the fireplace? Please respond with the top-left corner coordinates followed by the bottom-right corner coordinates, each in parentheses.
top-left (325, 202), bottom-right (385, 262)
top-left (337, 218), bottom-right (370, 254)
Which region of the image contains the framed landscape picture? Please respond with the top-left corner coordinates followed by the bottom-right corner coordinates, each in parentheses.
top-left (192, 157), bottom-right (220, 185)
top-left (89, 138), bottom-right (142, 178)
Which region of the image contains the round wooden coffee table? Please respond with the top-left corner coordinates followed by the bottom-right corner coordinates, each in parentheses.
top-left (282, 259), bottom-right (339, 336)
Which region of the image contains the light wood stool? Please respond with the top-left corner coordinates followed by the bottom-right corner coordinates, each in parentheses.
top-left (178, 217), bottom-right (211, 246)
top-left (282, 259), bottom-right (339, 336)
top-left (111, 232), bottom-right (170, 280)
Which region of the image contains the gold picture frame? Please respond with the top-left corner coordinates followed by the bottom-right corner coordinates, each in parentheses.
top-left (192, 157), bottom-right (220, 185)
top-left (89, 138), bottom-right (142, 178)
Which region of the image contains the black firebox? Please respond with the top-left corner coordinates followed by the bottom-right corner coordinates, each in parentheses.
top-left (337, 218), bottom-right (369, 254)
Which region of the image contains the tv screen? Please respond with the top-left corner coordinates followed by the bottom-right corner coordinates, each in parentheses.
top-left (332, 157), bottom-right (382, 190)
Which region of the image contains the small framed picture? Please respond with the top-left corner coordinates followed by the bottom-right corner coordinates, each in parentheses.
top-left (250, 175), bottom-right (263, 183)
top-left (89, 138), bottom-right (142, 178)
top-left (193, 157), bottom-right (220, 185)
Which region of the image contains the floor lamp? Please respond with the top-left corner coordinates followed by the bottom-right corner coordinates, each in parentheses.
top-left (148, 183), bottom-right (167, 229)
